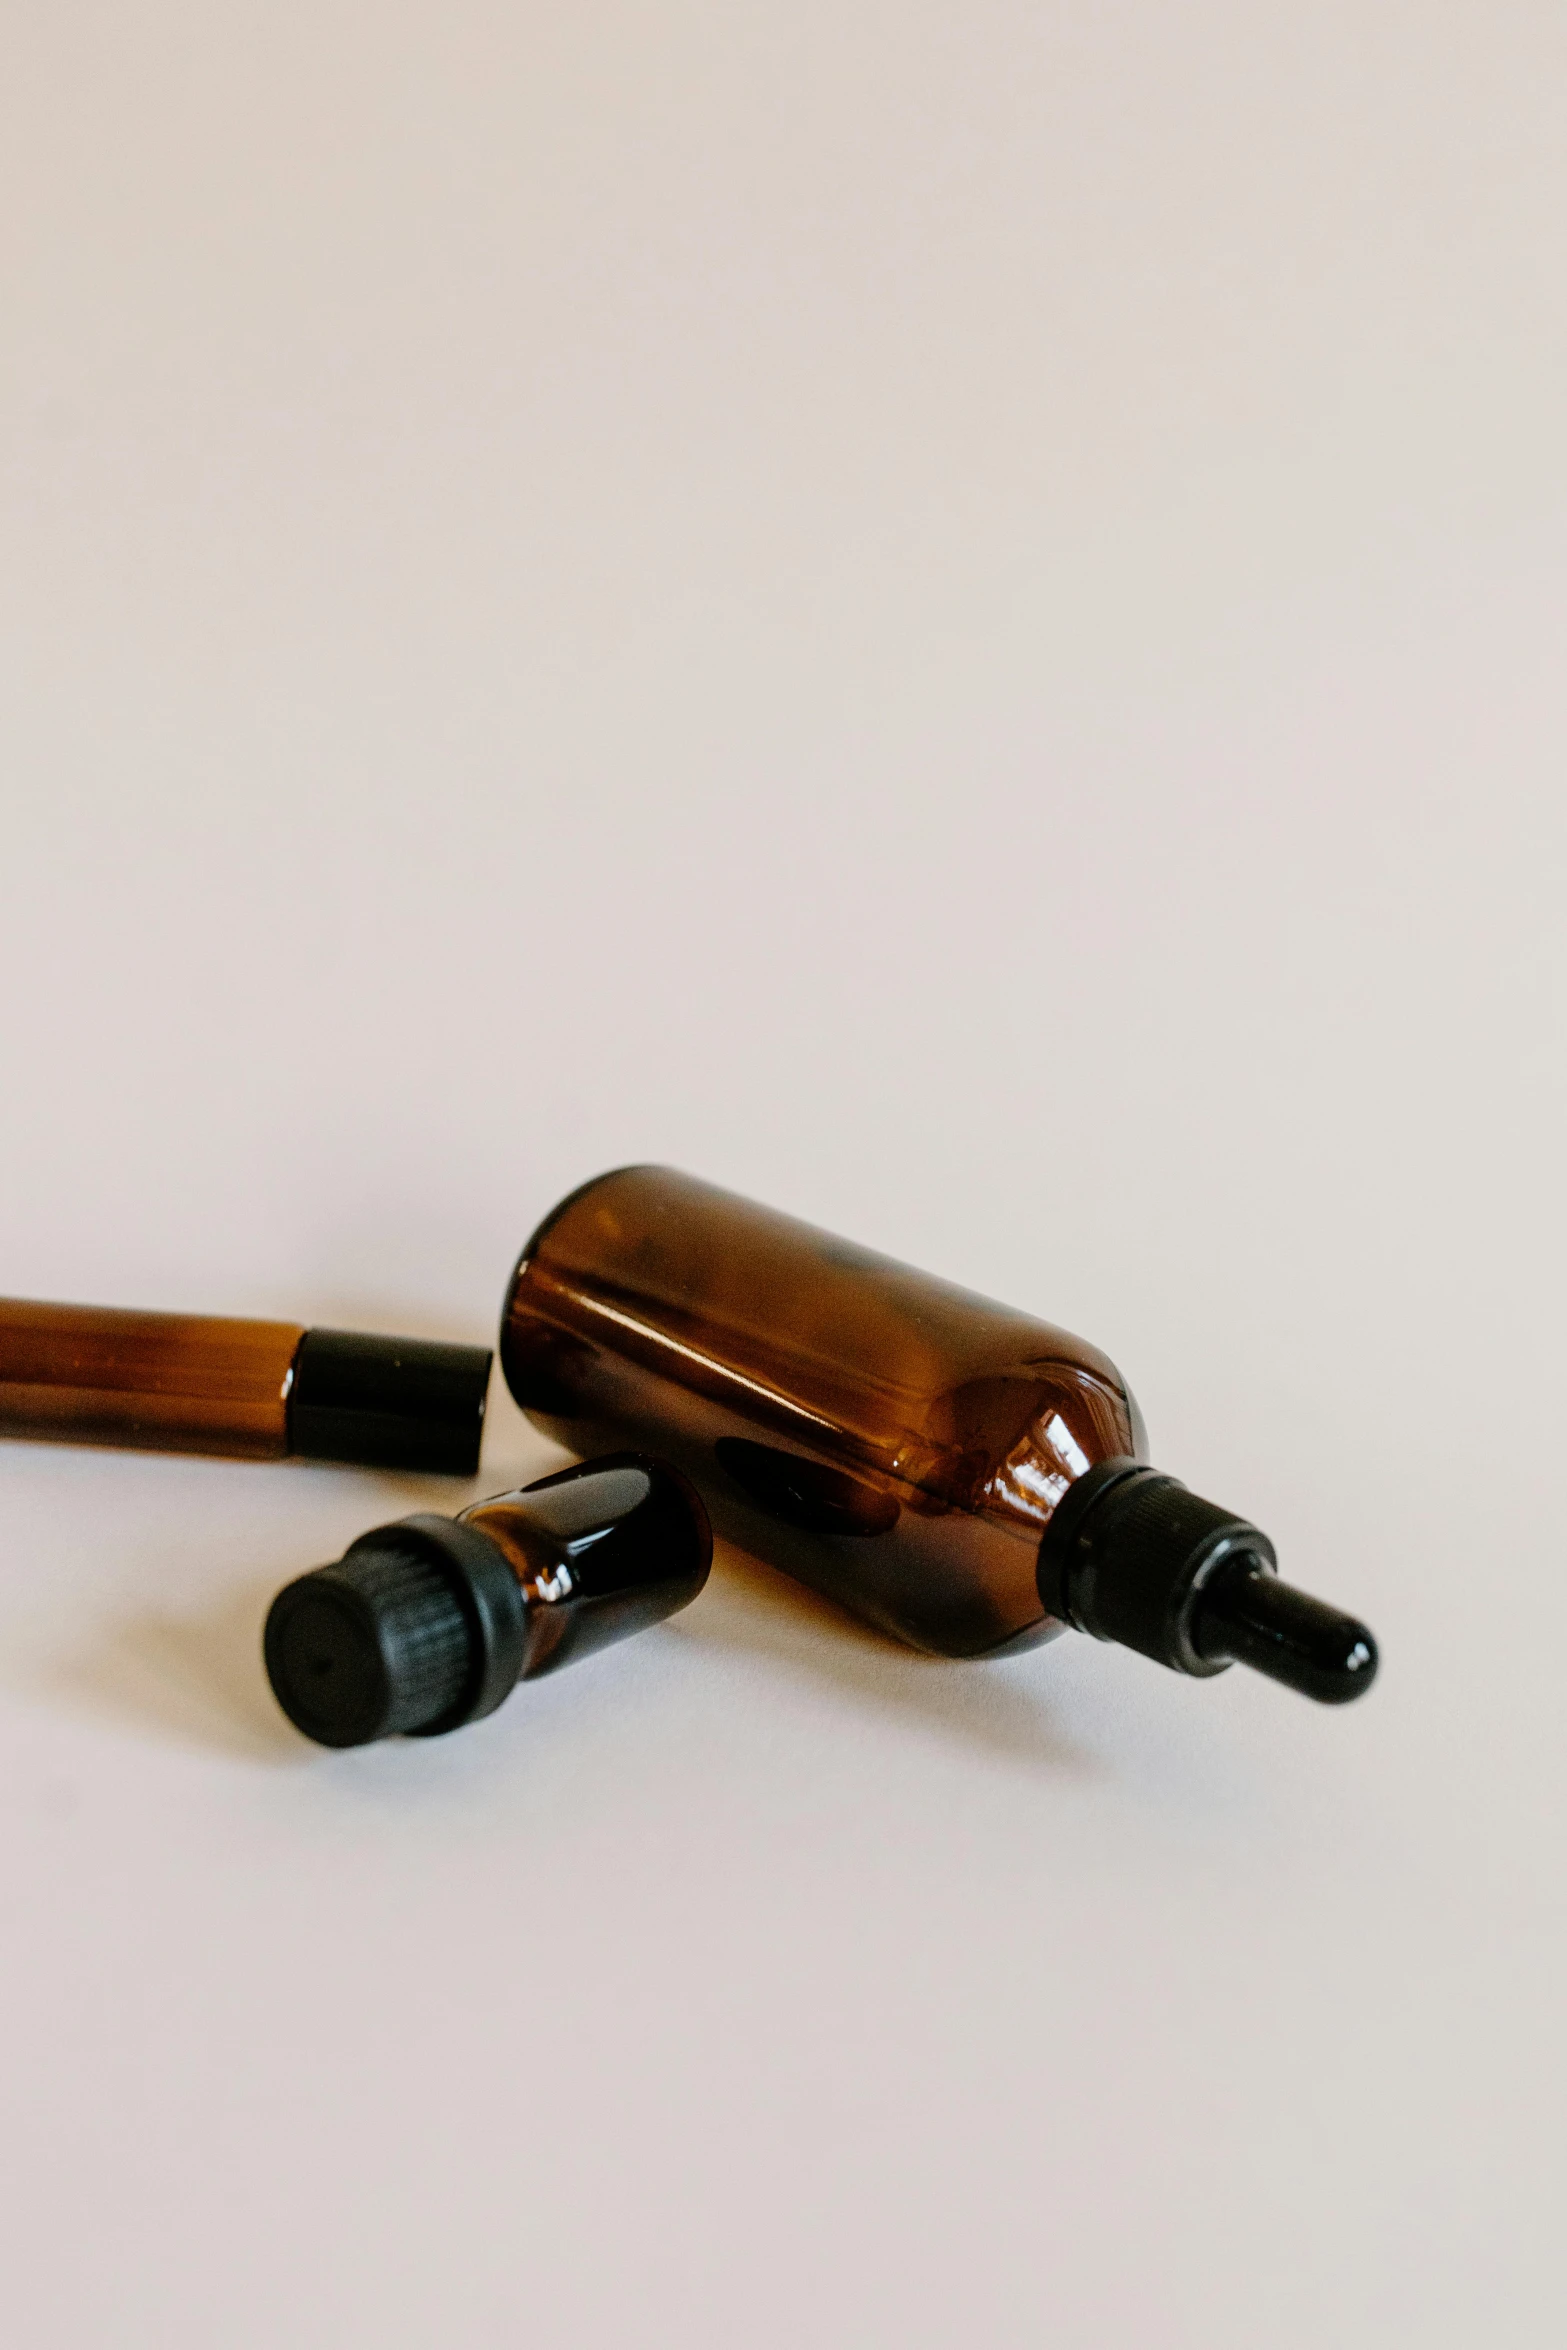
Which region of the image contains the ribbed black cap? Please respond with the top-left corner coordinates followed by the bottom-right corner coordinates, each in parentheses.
top-left (287, 1328), bottom-right (491, 1476)
top-left (264, 1514), bottom-right (527, 1747)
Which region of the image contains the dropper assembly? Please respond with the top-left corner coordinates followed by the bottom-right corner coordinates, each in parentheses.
top-left (1037, 1461), bottom-right (1378, 1703)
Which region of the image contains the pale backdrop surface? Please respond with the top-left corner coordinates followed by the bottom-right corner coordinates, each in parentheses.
top-left (1, 6), bottom-right (1562, 2344)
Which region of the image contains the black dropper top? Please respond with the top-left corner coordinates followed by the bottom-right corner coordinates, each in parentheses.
top-left (1191, 1557), bottom-right (1377, 1703)
top-left (1038, 1461), bottom-right (1378, 1703)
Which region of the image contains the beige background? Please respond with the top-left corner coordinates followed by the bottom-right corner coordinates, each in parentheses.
top-left (1, 5), bottom-right (1563, 2344)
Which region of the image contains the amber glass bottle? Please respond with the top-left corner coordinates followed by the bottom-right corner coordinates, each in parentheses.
top-left (500, 1168), bottom-right (1378, 1703)
top-left (0, 1297), bottom-right (491, 1475)
top-left (264, 1454), bottom-right (712, 1747)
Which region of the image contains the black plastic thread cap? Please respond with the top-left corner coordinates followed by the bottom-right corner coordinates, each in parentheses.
top-left (264, 1514), bottom-right (526, 1748)
top-left (288, 1328), bottom-right (491, 1476)
top-left (1053, 1467), bottom-right (1266, 1676)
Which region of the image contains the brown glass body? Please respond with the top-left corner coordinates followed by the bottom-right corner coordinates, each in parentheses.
top-left (501, 1167), bottom-right (1148, 1657)
top-left (0, 1297), bottom-right (303, 1459)
top-left (459, 1456), bottom-right (714, 1680)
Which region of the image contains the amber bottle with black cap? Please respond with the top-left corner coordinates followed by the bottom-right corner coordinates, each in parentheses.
top-left (499, 1167), bottom-right (1378, 1704)
top-left (264, 1454), bottom-right (712, 1746)
top-left (0, 1296), bottom-right (491, 1476)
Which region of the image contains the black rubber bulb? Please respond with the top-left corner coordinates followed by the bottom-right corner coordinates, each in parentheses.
top-left (1192, 1560), bottom-right (1379, 1703)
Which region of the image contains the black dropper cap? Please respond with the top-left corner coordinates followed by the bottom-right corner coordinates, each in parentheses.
top-left (287, 1328), bottom-right (491, 1476)
top-left (1037, 1461), bottom-right (1378, 1703)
